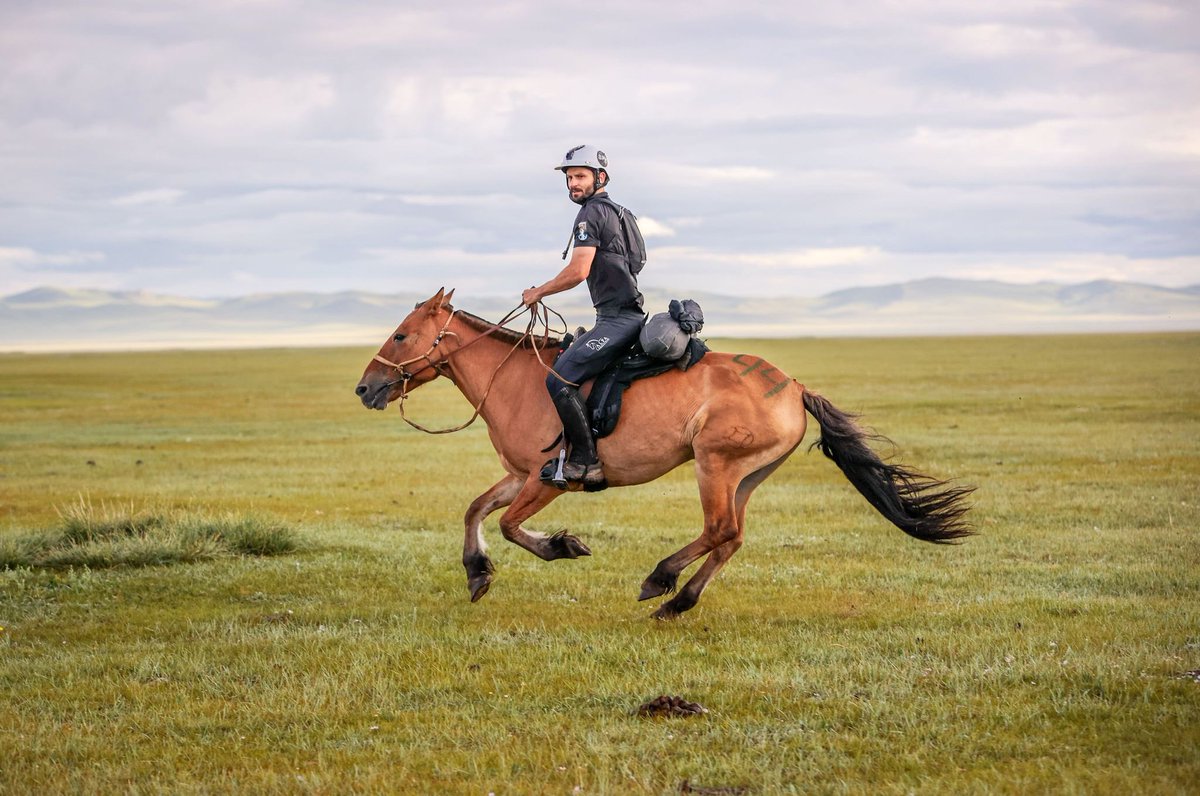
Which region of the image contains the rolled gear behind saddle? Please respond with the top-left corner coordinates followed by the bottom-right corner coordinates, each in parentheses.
top-left (640, 298), bottom-right (705, 361)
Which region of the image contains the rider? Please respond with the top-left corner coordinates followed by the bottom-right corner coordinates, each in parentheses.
top-left (522, 144), bottom-right (645, 490)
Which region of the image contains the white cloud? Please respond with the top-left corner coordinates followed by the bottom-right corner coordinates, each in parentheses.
top-left (360, 246), bottom-right (549, 265)
top-left (397, 193), bottom-right (523, 207)
top-left (657, 165), bottom-right (777, 185)
top-left (299, 8), bottom-right (452, 49)
top-left (112, 189), bottom-right (185, 206)
top-left (653, 246), bottom-right (882, 270)
top-left (0, 247), bottom-right (106, 267)
top-left (170, 74), bottom-right (336, 139)
top-left (637, 217), bottom-right (675, 238)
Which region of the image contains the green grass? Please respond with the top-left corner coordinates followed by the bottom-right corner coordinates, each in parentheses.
top-left (1, 334), bottom-right (1197, 794)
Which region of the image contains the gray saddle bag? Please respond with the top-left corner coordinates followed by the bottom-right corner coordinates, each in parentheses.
top-left (639, 299), bottom-right (705, 360)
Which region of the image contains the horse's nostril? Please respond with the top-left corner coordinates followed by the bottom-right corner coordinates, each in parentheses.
top-left (355, 384), bottom-right (368, 397)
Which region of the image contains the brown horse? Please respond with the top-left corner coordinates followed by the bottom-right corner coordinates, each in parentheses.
top-left (355, 288), bottom-right (973, 619)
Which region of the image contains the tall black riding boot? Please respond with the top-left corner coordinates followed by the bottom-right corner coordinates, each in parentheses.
top-left (548, 386), bottom-right (606, 491)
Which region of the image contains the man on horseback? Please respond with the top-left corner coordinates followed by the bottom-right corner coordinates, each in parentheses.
top-left (521, 144), bottom-right (646, 491)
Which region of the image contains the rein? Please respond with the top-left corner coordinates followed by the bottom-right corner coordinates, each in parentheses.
top-left (372, 301), bottom-right (574, 434)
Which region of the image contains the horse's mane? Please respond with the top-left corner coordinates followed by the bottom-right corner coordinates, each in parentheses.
top-left (454, 308), bottom-right (562, 350)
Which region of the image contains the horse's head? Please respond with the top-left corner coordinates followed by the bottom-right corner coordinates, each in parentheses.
top-left (355, 287), bottom-right (456, 410)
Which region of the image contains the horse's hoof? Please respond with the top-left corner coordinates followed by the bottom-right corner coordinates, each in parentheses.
top-left (652, 592), bottom-right (696, 618)
top-left (638, 573), bottom-right (676, 601)
top-left (549, 531), bottom-right (592, 559)
top-left (468, 574), bottom-right (492, 602)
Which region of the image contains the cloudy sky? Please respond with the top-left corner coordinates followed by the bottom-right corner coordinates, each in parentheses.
top-left (2, 0), bottom-right (1198, 301)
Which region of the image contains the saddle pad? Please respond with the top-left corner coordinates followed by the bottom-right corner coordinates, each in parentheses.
top-left (587, 337), bottom-right (709, 438)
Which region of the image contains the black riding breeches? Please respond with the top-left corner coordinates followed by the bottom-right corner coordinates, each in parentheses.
top-left (545, 309), bottom-right (645, 394)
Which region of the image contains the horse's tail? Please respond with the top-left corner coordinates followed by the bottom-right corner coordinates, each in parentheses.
top-left (802, 389), bottom-right (975, 544)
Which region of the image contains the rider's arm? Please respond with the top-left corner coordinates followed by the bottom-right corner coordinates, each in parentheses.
top-left (523, 245), bottom-right (596, 306)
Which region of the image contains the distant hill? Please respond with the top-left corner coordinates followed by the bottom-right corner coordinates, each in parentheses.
top-left (2, 279), bottom-right (1198, 352)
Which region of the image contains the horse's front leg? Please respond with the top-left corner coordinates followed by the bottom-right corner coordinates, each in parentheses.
top-left (463, 475), bottom-right (523, 602)
top-left (497, 474), bottom-right (591, 561)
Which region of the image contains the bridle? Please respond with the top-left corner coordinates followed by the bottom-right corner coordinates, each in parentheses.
top-left (370, 301), bottom-right (574, 434)
top-left (371, 304), bottom-right (460, 386)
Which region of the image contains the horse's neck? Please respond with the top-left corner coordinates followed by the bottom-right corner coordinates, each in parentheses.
top-left (444, 321), bottom-right (549, 422)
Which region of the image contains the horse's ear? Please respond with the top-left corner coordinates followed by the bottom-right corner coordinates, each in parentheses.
top-left (442, 288), bottom-right (455, 308)
top-left (425, 287), bottom-right (445, 314)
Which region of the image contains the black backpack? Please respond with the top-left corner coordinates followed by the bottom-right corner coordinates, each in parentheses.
top-left (594, 196), bottom-right (647, 275)
top-left (562, 196), bottom-right (647, 275)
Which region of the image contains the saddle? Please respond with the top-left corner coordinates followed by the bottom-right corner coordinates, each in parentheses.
top-left (544, 332), bottom-right (708, 448)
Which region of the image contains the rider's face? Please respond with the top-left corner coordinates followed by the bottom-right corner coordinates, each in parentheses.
top-left (565, 167), bottom-right (601, 202)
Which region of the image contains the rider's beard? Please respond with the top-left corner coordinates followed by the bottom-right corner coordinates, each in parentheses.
top-left (569, 177), bottom-right (600, 205)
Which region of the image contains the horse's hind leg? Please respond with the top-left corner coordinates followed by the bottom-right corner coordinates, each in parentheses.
top-left (463, 474), bottom-right (523, 602)
top-left (651, 452), bottom-right (793, 619)
top-left (651, 536), bottom-right (743, 619)
top-left (497, 474), bottom-right (592, 562)
top-left (638, 459), bottom-right (741, 605)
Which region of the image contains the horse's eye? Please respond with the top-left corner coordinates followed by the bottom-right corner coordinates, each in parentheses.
top-left (393, 333), bottom-right (407, 343)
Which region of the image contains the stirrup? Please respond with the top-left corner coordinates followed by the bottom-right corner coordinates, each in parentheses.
top-left (564, 460), bottom-right (608, 492)
top-left (540, 450), bottom-right (569, 490)
top-left (538, 458), bottom-right (607, 492)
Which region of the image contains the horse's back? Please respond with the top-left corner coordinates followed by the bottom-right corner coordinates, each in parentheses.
top-left (600, 351), bottom-right (808, 482)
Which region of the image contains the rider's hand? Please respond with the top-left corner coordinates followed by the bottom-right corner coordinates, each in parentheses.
top-left (522, 287), bottom-right (541, 307)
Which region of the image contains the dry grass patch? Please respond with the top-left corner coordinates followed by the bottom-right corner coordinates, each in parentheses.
top-left (0, 497), bottom-right (300, 570)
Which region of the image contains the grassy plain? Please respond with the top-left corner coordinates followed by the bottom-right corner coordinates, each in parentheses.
top-left (1, 332), bottom-right (1197, 794)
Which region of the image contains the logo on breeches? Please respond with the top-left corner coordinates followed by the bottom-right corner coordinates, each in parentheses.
top-left (585, 336), bottom-right (610, 351)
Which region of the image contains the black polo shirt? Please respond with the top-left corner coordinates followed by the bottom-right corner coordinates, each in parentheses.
top-left (569, 192), bottom-right (644, 314)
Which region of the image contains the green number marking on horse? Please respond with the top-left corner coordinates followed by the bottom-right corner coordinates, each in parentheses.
top-left (732, 354), bottom-right (790, 399)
